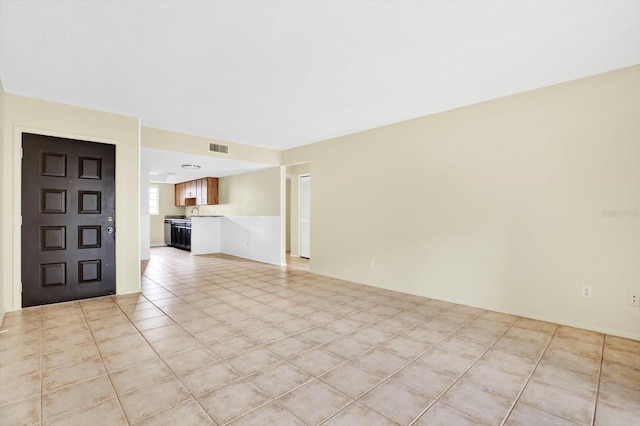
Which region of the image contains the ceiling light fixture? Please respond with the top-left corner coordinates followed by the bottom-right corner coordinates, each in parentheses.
top-left (181, 164), bottom-right (201, 170)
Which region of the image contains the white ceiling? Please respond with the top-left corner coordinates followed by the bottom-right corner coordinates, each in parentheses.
top-left (141, 147), bottom-right (272, 183)
top-left (1, 1), bottom-right (639, 153)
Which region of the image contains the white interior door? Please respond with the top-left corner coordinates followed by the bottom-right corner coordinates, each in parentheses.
top-left (299, 174), bottom-right (310, 258)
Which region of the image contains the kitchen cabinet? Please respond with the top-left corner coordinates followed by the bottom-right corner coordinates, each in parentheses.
top-left (196, 179), bottom-right (207, 205)
top-left (175, 177), bottom-right (218, 206)
top-left (174, 182), bottom-right (183, 206)
top-left (174, 181), bottom-right (196, 206)
top-left (198, 178), bottom-right (219, 205)
top-left (186, 180), bottom-right (196, 199)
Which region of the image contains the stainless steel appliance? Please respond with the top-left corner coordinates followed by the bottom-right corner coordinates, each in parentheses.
top-left (164, 220), bottom-right (172, 245)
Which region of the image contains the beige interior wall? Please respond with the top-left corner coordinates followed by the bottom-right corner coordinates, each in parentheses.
top-left (282, 65), bottom-right (640, 340)
top-left (1, 93), bottom-right (141, 312)
top-left (150, 183), bottom-right (184, 245)
top-left (286, 163), bottom-right (311, 257)
top-left (192, 167), bottom-right (281, 217)
top-left (141, 126), bottom-right (281, 165)
top-left (0, 80), bottom-right (5, 322)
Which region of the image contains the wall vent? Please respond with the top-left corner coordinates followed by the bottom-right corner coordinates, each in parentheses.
top-left (209, 143), bottom-right (229, 154)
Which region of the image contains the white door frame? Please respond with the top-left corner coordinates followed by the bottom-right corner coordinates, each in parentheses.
top-left (298, 174), bottom-right (311, 259)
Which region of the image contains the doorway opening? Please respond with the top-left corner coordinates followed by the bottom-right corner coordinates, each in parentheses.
top-left (299, 174), bottom-right (310, 259)
top-left (284, 163), bottom-right (310, 263)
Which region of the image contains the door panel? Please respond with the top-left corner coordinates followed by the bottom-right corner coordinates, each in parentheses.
top-left (22, 133), bottom-right (116, 307)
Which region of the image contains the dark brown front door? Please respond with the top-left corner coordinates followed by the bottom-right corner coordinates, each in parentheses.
top-left (21, 133), bottom-right (116, 307)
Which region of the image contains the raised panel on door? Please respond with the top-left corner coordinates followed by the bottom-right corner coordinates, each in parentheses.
top-left (21, 133), bottom-right (116, 307)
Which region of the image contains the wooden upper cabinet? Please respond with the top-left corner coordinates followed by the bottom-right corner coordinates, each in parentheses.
top-left (174, 183), bottom-right (181, 206)
top-left (174, 182), bottom-right (186, 206)
top-left (185, 180), bottom-right (196, 199)
top-left (196, 179), bottom-right (205, 205)
top-left (205, 178), bottom-right (219, 205)
top-left (175, 177), bottom-right (218, 206)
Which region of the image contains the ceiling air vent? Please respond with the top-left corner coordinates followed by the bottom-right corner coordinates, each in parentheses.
top-left (209, 143), bottom-right (229, 154)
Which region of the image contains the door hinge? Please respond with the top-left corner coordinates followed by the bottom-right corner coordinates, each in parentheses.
top-left (21, 148), bottom-right (24, 159)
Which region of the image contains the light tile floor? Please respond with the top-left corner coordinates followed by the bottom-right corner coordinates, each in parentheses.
top-left (1, 247), bottom-right (639, 425)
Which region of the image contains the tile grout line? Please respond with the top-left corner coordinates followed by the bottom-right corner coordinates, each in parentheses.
top-left (150, 268), bottom-right (390, 363)
top-left (138, 270), bottom-right (328, 424)
top-left (32, 302), bottom-right (114, 424)
top-left (111, 294), bottom-right (221, 425)
top-left (142, 252), bottom-right (631, 425)
top-left (259, 302), bottom-right (452, 388)
top-left (39, 307), bottom-right (44, 426)
top-left (149, 266), bottom-right (461, 426)
top-left (590, 335), bottom-right (607, 426)
top-left (147, 270), bottom-right (309, 425)
top-left (407, 314), bottom-right (525, 426)
top-left (227, 397), bottom-right (309, 426)
top-left (145, 266), bottom-right (306, 426)
top-left (148, 251), bottom-right (517, 421)
top-left (49, 296), bottom-right (201, 425)
top-left (320, 307), bottom-right (488, 426)
top-left (78, 299), bottom-right (130, 425)
top-left (497, 322), bottom-right (559, 426)
top-left (95, 288), bottom-right (262, 424)
top-left (6, 251), bottom-right (636, 425)
top-left (151, 263), bottom-right (521, 426)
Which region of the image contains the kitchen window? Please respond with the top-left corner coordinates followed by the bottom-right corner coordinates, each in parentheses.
top-left (149, 186), bottom-right (159, 215)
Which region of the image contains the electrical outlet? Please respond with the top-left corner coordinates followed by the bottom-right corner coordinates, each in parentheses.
top-left (369, 258), bottom-right (375, 267)
top-left (629, 289), bottom-right (640, 307)
top-left (581, 286), bottom-right (592, 298)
